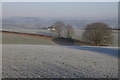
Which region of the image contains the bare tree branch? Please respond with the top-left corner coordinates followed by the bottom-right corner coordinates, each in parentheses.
top-left (82, 22), bottom-right (113, 46)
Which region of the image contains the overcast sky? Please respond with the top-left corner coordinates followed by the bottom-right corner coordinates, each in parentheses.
top-left (2, 2), bottom-right (118, 19)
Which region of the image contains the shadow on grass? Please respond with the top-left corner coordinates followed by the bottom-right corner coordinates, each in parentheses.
top-left (52, 37), bottom-right (119, 58)
top-left (64, 45), bottom-right (119, 58)
top-left (52, 37), bottom-right (94, 46)
top-left (52, 37), bottom-right (76, 46)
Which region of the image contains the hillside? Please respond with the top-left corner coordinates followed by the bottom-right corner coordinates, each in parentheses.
top-left (1, 32), bottom-right (55, 45)
top-left (2, 17), bottom-right (118, 29)
top-left (3, 44), bottom-right (118, 78)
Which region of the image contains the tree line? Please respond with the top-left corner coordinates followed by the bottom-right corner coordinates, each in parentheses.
top-left (53, 21), bottom-right (113, 46)
top-left (53, 21), bottom-right (74, 39)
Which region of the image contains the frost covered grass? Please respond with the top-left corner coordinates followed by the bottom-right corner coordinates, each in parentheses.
top-left (1, 30), bottom-right (119, 78)
top-left (0, 44), bottom-right (2, 79)
top-left (2, 44), bottom-right (118, 78)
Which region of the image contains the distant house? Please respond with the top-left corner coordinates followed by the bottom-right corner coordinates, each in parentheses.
top-left (47, 25), bottom-right (56, 31)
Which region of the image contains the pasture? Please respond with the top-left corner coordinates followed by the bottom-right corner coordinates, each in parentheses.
top-left (1, 29), bottom-right (119, 78)
top-left (1, 29), bottom-right (119, 47)
top-left (2, 44), bottom-right (118, 78)
top-left (1, 32), bottom-right (55, 45)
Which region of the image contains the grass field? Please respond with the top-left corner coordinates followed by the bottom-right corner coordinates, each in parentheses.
top-left (1, 32), bottom-right (56, 45)
top-left (1, 29), bottom-right (119, 47)
top-left (2, 44), bottom-right (118, 78)
top-left (1, 29), bottom-right (119, 78)
top-left (0, 33), bottom-right (1, 44)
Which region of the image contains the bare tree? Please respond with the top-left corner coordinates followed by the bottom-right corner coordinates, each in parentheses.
top-left (64, 24), bottom-right (74, 39)
top-left (54, 21), bottom-right (64, 37)
top-left (82, 22), bottom-right (113, 46)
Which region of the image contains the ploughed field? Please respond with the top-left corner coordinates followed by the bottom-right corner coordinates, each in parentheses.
top-left (3, 44), bottom-right (118, 78)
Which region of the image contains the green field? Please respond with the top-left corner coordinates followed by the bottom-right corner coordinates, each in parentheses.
top-left (2, 33), bottom-right (56, 45)
top-left (111, 31), bottom-right (119, 47)
top-left (0, 33), bottom-right (1, 44)
top-left (1, 29), bottom-right (119, 47)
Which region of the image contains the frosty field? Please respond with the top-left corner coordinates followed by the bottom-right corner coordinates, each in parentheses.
top-left (1, 2), bottom-right (119, 79)
top-left (1, 30), bottom-right (119, 78)
top-left (2, 44), bottom-right (118, 78)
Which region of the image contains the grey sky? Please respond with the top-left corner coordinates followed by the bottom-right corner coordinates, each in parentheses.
top-left (2, 2), bottom-right (118, 19)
